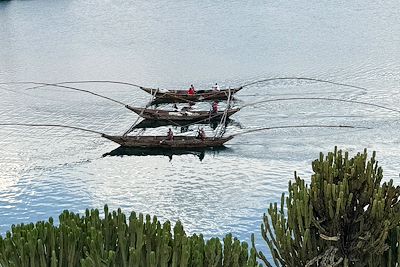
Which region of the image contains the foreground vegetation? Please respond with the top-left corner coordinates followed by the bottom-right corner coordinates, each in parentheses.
top-left (0, 206), bottom-right (259, 267)
top-left (253, 147), bottom-right (400, 267)
top-left (1, 147), bottom-right (400, 266)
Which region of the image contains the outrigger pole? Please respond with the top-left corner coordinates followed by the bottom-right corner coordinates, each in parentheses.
top-left (4, 81), bottom-right (205, 107)
top-left (0, 123), bottom-right (104, 135)
top-left (230, 124), bottom-right (371, 137)
top-left (3, 82), bottom-right (398, 127)
top-left (240, 77), bottom-right (369, 92)
top-left (0, 123), bottom-right (370, 141)
top-left (3, 76), bottom-right (369, 92)
top-left (27, 82), bottom-right (127, 106)
top-left (241, 97), bottom-right (400, 114)
top-left (9, 81), bottom-right (398, 115)
top-left (5, 80), bottom-right (143, 90)
top-left (0, 81), bottom-right (128, 107)
top-left (20, 81), bottom-right (215, 106)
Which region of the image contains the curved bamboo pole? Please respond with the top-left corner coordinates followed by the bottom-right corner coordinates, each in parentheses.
top-left (0, 82), bottom-right (127, 106)
top-left (241, 97), bottom-right (400, 114)
top-left (0, 123), bottom-right (103, 135)
top-left (230, 124), bottom-right (370, 137)
top-left (240, 77), bottom-right (368, 92)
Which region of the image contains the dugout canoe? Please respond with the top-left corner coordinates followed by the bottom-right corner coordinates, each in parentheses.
top-left (132, 118), bottom-right (235, 129)
top-left (140, 86), bottom-right (242, 104)
top-left (126, 105), bottom-right (240, 122)
top-left (101, 134), bottom-right (234, 148)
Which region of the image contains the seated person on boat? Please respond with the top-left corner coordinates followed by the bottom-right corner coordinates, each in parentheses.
top-left (211, 100), bottom-right (218, 113)
top-left (196, 128), bottom-right (206, 141)
top-left (187, 84), bottom-right (196, 95)
top-left (166, 128), bottom-right (174, 140)
top-left (212, 83), bottom-right (220, 91)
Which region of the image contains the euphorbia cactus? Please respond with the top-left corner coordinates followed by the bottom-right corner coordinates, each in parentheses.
top-left (254, 147), bottom-right (400, 267)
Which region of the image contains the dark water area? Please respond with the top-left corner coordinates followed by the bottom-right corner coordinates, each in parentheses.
top-left (0, 0), bottom-right (400, 262)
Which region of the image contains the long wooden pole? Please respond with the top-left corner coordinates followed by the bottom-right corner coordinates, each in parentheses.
top-left (230, 124), bottom-right (370, 137)
top-left (0, 123), bottom-right (103, 135)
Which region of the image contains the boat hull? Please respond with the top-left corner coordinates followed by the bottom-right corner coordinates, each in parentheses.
top-left (102, 134), bottom-right (234, 148)
top-left (132, 118), bottom-right (235, 129)
top-left (126, 105), bottom-right (240, 122)
top-left (140, 87), bottom-right (242, 104)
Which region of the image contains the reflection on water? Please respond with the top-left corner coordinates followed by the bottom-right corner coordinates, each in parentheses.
top-left (102, 146), bottom-right (233, 162)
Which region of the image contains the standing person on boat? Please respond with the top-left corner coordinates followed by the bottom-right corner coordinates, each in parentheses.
top-left (166, 128), bottom-right (174, 140)
top-left (187, 84), bottom-right (196, 95)
top-left (211, 100), bottom-right (218, 113)
top-left (212, 83), bottom-right (220, 91)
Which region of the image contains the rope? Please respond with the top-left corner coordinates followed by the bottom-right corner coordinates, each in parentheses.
top-left (124, 89), bottom-right (161, 136)
top-left (230, 125), bottom-right (370, 137)
top-left (241, 97), bottom-right (400, 114)
top-left (222, 89), bottom-right (233, 129)
top-left (150, 88), bottom-right (156, 103)
top-left (0, 123), bottom-right (104, 135)
top-left (123, 107), bottom-right (149, 136)
top-left (123, 117), bottom-right (142, 136)
top-left (240, 77), bottom-right (369, 92)
top-left (145, 87), bottom-right (161, 107)
top-left (215, 89), bottom-right (232, 137)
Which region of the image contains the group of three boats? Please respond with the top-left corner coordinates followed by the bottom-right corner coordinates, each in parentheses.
top-left (2, 77), bottom-right (391, 152)
top-left (105, 85), bottom-right (242, 149)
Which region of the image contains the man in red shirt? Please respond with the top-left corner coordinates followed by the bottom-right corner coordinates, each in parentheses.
top-left (187, 84), bottom-right (196, 95)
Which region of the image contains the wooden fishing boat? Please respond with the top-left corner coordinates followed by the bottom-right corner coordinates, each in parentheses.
top-left (132, 118), bottom-right (235, 129)
top-left (140, 86), bottom-right (243, 104)
top-left (101, 134), bottom-right (234, 148)
top-left (125, 105), bottom-right (240, 122)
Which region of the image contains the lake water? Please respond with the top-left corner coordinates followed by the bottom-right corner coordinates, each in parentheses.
top-left (0, 0), bottom-right (399, 262)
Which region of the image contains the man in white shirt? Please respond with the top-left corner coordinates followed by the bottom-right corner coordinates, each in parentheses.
top-left (212, 83), bottom-right (220, 91)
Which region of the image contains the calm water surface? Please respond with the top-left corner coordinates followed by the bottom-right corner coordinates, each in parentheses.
top-left (1, 0), bottom-right (400, 261)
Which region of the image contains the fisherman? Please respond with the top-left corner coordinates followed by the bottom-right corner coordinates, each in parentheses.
top-left (211, 100), bottom-right (218, 113)
top-left (212, 83), bottom-right (220, 91)
top-left (196, 128), bottom-right (206, 140)
top-left (166, 128), bottom-right (174, 140)
top-left (187, 84), bottom-right (196, 95)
